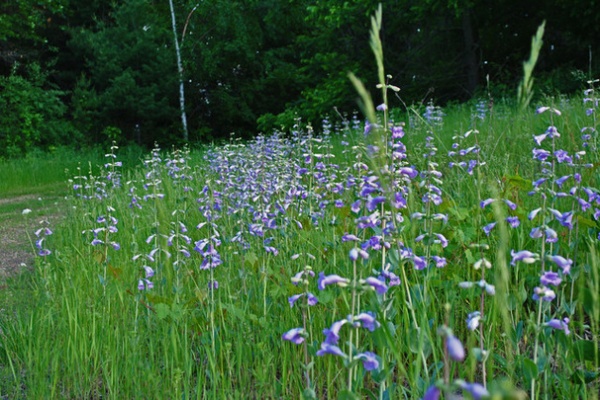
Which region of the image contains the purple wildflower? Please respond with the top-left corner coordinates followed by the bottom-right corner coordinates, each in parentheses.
top-left (434, 233), bottom-right (448, 247)
top-left (466, 311), bottom-right (481, 331)
top-left (540, 271), bottom-right (561, 286)
top-left (138, 279), bottom-right (154, 291)
top-left (546, 317), bottom-right (570, 335)
top-left (483, 222), bottom-right (496, 236)
top-left (480, 198), bottom-right (495, 208)
top-left (352, 312), bottom-right (380, 331)
top-left (423, 385), bottom-right (441, 400)
top-left (506, 216), bottom-right (520, 228)
top-left (143, 266), bottom-right (154, 278)
top-left (366, 196), bottom-right (386, 212)
top-left (288, 294), bottom-right (303, 307)
top-left (317, 272), bottom-right (349, 290)
top-left (511, 250), bottom-right (538, 265)
top-left (323, 319), bottom-right (348, 345)
top-left (413, 255), bottom-right (427, 270)
top-left (532, 286), bottom-right (556, 302)
top-left (316, 342), bottom-right (346, 357)
top-left (282, 327), bottom-right (305, 344)
top-left (547, 255), bottom-right (572, 274)
top-left (460, 382), bottom-right (489, 400)
top-left (431, 256), bottom-right (447, 268)
top-left (446, 334), bottom-right (465, 362)
top-left (503, 199), bottom-right (517, 210)
top-left (363, 277), bottom-right (388, 294)
top-left (355, 351), bottom-right (379, 371)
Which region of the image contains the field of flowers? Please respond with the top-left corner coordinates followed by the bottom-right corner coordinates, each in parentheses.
top-left (0, 88), bottom-right (598, 399)
top-left (1, 9), bottom-right (599, 399)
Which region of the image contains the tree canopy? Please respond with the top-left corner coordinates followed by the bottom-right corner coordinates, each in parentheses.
top-left (1, 0), bottom-right (599, 156)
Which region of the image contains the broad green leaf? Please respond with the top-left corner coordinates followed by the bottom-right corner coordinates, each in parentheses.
top-left (573, 340), bottom-right (600, 365)
top-left (522, 357), bottom-right (539, 381)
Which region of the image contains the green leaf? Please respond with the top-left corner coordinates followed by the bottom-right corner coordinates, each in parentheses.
top-left (245, 252), bottom-right (259, 268)
top-left (337, 389), bottom-right (360, 400)
top-left (573, 340), bottom-right (600, 365)
top-left (522, 357), bottom-right (539, 381)
top-left (155, 303), bottom-right (170, 320)
top-left (302, 388), bottom-right (317, 400)
top-left (505, 175), bottom-right (533, 191)
top-left (571, 370), bottom-right (600, 384)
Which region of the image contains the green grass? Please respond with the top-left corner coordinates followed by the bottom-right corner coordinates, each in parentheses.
top-left (0, 146), bottom-right (145, 197)
top-left (0, 97), bottom-right (597, 399)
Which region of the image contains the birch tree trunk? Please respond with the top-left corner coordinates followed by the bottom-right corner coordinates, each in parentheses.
top-left (168, 0), bottom-right (189, 141)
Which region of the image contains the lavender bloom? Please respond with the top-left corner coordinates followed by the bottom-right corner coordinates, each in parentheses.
top-left (143, 266), bottom-right (154, 278)
top-left (349, 247), bottom-right (358, 261)
top-left (288, 294), bottom-right (303, 308)
top-left (480, 198), bottom-right (495, 208)
top-left (534, 133), bottom-right (549, 146)
top-left (536, 107), bottom-right (561, 115)
top-left (342, 233), bottom-right (360, 242)
top-left (506, 216), bottom-right (520, 228)
top-left (379, 270), bottom-right (401, 286)
top-left (555, 175), bottom-right (571, 188)
top-left (528, 208), bottom-right (542, 221)
top-left (533, 148), bottom-right (551, 161)
top-left (544, 226), bottom-right (558, 243)
top-left (547, 255), bottom-right (573, 274)
top-left (399, 167), bottom-right (418, 179)
top-left (555, 149), bottom-right (572, 164)
top-left (363, 277), bottom-right (388, 294)
top-left (394, 192), bottom-right (407, 208)
top-left (323, 319), bottom-right (348, 345)
top-left (356, 249), bottom-right (369, 260)
top-left (466, 311), bottom-right (481, 331)
top-left (413, 255), bottom-right (427, 270)
top-left (530, 227), bottom-right (543, 239)
top-left (540, 271), bottom-right (562, 286)
top-left (446, 334), bottom-right (466, 362)
top-left (423, 385), bottom-right (441, 400)
top-left (460, 382), bottom-right (489, 400)
top-left (318, 272), bottom-right (350, 291)
top-left (355, 351), bottom-right (379, 371)
top-left (503, 199), bottom-right (517, 210)
top-left (282, 327), bottom-right (305, 344)
top-left (352, 312), bottom-right (380, 331)
top-left (546, 317), bottom-right (570, 335)
top-left (511, 250), bottom-right (538, 265)
top-left (316, 342), bottom-right (346, 357)
top-left (366, 196), bottom-right (386, 212)
top-left (433, 233), bottom-right (448, 248)
top-left (532, 286), bottom-right (556, 302)
top-left (138, 279), bottom-right (154, 291)
top-left (556, 211), bottom-right (574, 229)
top-left (483, 222), bottom-right (496, 236)
top-left (431, 256), bottom-right (447, 268)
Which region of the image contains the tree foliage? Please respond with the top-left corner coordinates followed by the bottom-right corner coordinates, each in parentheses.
top-left (0, 0), bottom-right (599, 156)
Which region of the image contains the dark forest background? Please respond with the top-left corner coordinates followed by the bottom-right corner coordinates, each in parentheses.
top-left (1, 0), bottom-right (599, 157)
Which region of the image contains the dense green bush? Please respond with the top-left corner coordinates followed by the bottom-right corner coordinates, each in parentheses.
top-left (0, 64), bottom-right (78, 158)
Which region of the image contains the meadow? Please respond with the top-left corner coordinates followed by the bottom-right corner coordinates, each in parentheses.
top-left (0, 12), bottom-right (599, 400)
top-left (0, 89), bottom-right (597, 399)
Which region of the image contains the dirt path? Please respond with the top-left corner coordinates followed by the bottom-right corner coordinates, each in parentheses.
top-left (0, 194), bottom-right (64, 277)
